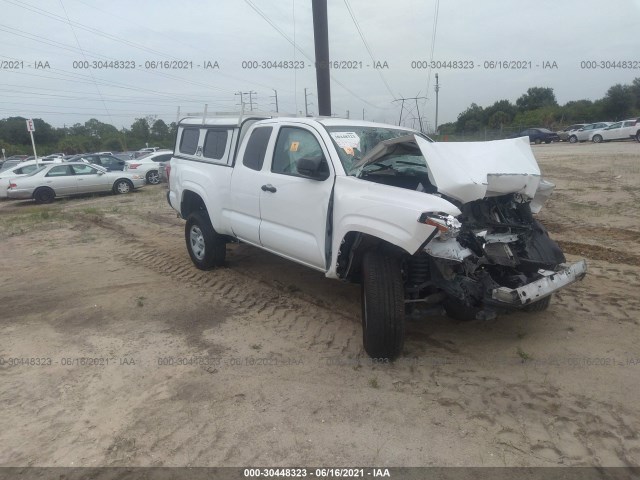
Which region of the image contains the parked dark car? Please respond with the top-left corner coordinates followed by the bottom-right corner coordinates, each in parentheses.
top-left (514, 128), bottom-right (560, 144)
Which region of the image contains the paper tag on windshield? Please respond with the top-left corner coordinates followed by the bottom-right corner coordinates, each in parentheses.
top-left (330, 132), bottom-right (360, 150)
top-left (290, 141), bottom-right (299, 152)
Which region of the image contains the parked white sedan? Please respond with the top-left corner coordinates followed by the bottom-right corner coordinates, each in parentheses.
top-left (124, 150), bottom-right (173, 184)
top-left (566, 122), bottom-right (611, 143)
top-left (6, 162), bottom-right (145, 203)
top-left (590, 119), bottom-right (639, 143)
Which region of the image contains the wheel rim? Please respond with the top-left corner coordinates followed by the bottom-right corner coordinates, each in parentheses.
top-left (148, 172), bottom-right (159, 184)
top-left (189, 225), bottom-right (205, 260)
top-left (117, 181), bottom-right (130, 193)
top-left (569, 136), bottom-right (577, 143)
top-left (38, 190), bottom-right (52, 202)
top-left (594, 135), bottom-right (602, 143)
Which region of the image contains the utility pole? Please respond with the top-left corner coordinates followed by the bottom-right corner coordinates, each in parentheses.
top-left (247, 91), bottom-right (256, 111)
top-left (414, 98), bottom-right (423, 133)
top-left (346, 110), bottom-right (350, 119)
top-left (393, 95), bottom-right (426, 127)
top-left (312, 0), bottom-right (331, 116)
top-left (435, 73), bottom-right (440, 133)
top-left (235, 91), bottom-right (245, 110)
top-left (396, 99), bottom-right (405, 126)
top-left (362, 108), bottom-right (365, 120)
top-left (304, 88), bottom-right (313, 116)
top-left (270, 89), bottom-right (279, 113)
top-left (235, 91), bottom-right (257, 111)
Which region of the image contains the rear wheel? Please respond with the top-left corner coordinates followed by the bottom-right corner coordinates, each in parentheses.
top-left (568, 135), bottom-right (578, 144)
top-left (534, 138), bottom-right (542, 145)
top-left (361, 250), bottom-right (405, 360)
top-left (636, 131), bottom-right (640, 142)
top-left (146, 170), bottom-right (160, 185)
top-left (34, 187), bottom-right (55, 204)
top-left (592, 134), bottom-right (603, 143)
top-left (185, 211), bottom-right (226, 270)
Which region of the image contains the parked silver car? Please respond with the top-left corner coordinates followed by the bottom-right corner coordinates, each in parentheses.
top-left (6, 162), bottom-right (145, 203)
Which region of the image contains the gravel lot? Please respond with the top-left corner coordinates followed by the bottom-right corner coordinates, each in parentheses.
top-left (0, 141), bottom-right (639, 467)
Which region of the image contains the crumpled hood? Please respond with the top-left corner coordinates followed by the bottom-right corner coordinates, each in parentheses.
top-left (355, 135), bottom-right (543, 204)
top-left (415, 136), bottom-right (541, 204)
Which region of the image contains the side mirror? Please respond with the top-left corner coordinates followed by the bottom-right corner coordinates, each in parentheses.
top-left (97, 170), bottom-right (105, 175)
top-left (296, 155), bottom-right (329, 180)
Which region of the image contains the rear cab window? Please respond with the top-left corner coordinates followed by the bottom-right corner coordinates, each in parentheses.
top-left (179, 129), bottom-right (200, 155)
top-left (242, 127), bottom-right (273, 171)
top-left (175, 124), bottom-right (235, 166)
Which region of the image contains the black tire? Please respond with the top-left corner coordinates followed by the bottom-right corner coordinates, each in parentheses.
top-left (568, 135), bottom-right (578, 144)
top-left (443, 297), bottom-right (481, 321)
top-left (113, 179), bottom-right (133, 194)
top-left (146, 170), bottom-right (160, 185)
top-left (545, 140), bottom-right (551, 144)
top-left (361, 250), bottom-right (405, 360)
top-left (34, 187), bottom-right (55, 204)
top-left (636, 131), bottom-right (640, 142)
top-left (534, 138), bottom-right (542, 145)
top-left (523, 295), bottom-right (552, 312)
top-left (592, 134), bottom-right (603, 144)
top-left (185, 211), bottom-right (226, 270)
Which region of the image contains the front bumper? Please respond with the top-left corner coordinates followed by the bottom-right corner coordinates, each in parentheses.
top-left (490, 260), bottom-right (587, 306)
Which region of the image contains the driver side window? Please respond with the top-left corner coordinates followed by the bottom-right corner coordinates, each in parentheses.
top-left (272, 127), bottom-right (324, 176)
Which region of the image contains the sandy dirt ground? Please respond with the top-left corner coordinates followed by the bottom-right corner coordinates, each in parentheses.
top-left (0, 141), bottom-right (639, 468)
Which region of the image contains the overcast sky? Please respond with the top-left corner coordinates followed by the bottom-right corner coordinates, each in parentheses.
top-left (1, 0), bottom-right (639, 130)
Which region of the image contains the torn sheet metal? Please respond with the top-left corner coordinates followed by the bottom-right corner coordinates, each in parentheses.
top-left (414, 136), bottom-right (541, 204)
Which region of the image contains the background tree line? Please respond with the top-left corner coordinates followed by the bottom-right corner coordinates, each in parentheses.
top-left (437, 77), bottom-right (640, 136)
top-left (0, 116), bottom-right (176, 156)
top-left (2, 77), bottom-right (640, 154)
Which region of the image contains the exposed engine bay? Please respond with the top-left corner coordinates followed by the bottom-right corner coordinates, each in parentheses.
top-left (351, 135), bottom-right (587, 319)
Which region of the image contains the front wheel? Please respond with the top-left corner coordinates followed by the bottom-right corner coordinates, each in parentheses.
top-left (636, 132), bottom-right (640, 142)
top-left (592, 134), bottom-right (603, 143)
top-left (361, 250), bottom-right (405, 360)
top-left (185, 211), bottom-right (226, 270)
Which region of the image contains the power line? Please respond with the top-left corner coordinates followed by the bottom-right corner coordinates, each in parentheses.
top-left (243, 0), bottom-right (388, 110)
top-left (342, 0), bottom-right (396, 101)
top-left (58, 0), bottom-right (114, 125)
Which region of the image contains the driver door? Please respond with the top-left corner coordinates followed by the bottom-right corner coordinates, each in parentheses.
top-left (71, 164), bottom-right (110, 192)
top-left (258, 125), bottom-right (334, 270)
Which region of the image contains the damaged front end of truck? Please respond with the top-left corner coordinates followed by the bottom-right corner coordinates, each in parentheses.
top-left (351, 134), bottom-right (587, 321)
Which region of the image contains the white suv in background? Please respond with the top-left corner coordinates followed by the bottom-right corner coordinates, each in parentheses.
top-left (124, 150), bottom-right (173, 184)
top-left (590, 119), bottom-right (639, 143)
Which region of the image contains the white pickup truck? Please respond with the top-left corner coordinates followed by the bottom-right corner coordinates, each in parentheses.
top-left (168, 115), bottom-right (587, 360)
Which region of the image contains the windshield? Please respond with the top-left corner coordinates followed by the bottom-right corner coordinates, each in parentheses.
top-left (324, 125), bottom-right (426, 175)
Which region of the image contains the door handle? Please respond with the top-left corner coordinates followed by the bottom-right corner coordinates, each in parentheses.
top-left (261, 184), bottom-right (277, 193)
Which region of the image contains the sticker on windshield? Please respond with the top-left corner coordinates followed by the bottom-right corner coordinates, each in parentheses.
top-left (290, 141), bottom-right (299, 152)
top-left (330, 132), bottom-right (360, 150)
